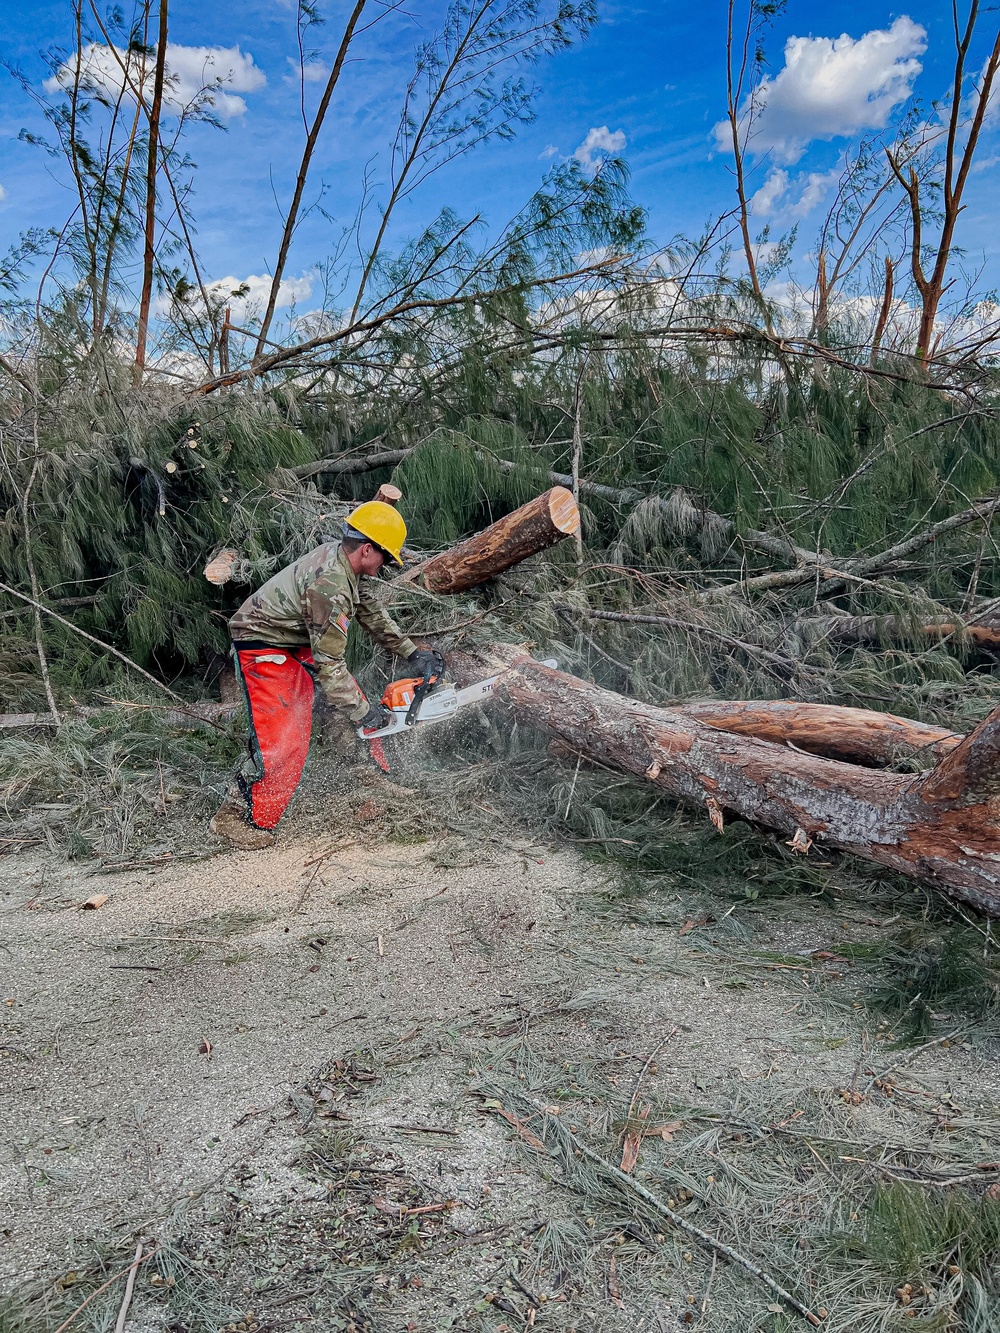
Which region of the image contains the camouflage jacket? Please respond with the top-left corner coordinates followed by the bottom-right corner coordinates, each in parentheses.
top-left (229, 542), bottom-right (416, 720)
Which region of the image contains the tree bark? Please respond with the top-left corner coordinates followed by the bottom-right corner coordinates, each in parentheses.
top-left (803, 614), bottom-right (1000, 654)
top-left (674, 700), bottom-right (959, 767)
top-left (455, 644), bottom-right (1000, 916)
top-left (401, 487), bottom-right (580, 594)
top-left (134, 0), bottom-right (168, 383)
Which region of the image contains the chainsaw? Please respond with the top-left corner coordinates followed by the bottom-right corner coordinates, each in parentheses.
top-left (358, 659), bottom-right (557, 741)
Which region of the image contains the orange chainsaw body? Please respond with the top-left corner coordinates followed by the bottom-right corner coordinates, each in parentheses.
top-left (379, 676), bottom-right (427, 711)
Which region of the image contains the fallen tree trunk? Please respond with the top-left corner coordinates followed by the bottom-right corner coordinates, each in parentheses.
top-left (401, 487), bottom-right (580, 594)
top-left (1, 695), bottom-right (960, 772)
top-left (0, 702), bottom-right (238, 732)
top-left (456, 644), bottom-right (1000, 916)
top-left (802, 614), bottom-right (1000, 654)
top-left (674, 700), bottom-right (960, 767)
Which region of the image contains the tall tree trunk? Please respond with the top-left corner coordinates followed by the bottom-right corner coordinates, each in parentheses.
top-left (134, 0), bottom-right (168, 383)
top-left (254, 0), bottom-right (368, 357)
top-left (724, 0), bottom-right (770, 328)
top-left (455, 645), bottom-right (1000, 916)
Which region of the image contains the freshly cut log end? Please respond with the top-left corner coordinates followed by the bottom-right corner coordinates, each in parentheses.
top-left (204, 548), bottom-right (239, 586)
top-left (403, 486), bottom-right (581, 595)
top-left (546, 486), bottom-right (581, 536)
top-left (373, 483), bottom-right (403, 506)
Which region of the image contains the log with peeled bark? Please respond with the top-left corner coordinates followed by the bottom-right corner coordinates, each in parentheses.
top-left (401, 486), bottom-right (580, 595)
top-left (453, 643), bottom-right (1000, 916)
top-left (674, 700), bottom-right (960, 767)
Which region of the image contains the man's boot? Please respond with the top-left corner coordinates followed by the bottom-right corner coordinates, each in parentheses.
top-left (209, 802), bottom-right (276, 850)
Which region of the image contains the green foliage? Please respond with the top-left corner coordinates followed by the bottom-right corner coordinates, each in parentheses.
top-left (0, 1297), bottom-right (45, 1333)
top-left (0, 700), bottom-right (241, 856)
top-left (0, 384), bottom-right (321, 707)
top-left (867, 927), bottom-right (1000, 1041)
top-left (393, 420), bottom-right (545, 544)
top-left (827, 1184), bottom-right (1000, 1329)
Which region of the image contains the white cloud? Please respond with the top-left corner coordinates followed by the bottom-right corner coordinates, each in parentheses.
top-left (45, 43), bottom-right (266, 120)
top-left (751, 166), bottom-right (840, 219)
top-left (206, 273), bottom-right (313, 313)
top-left (573, 125), bottom-right (626, 173)
top-left (284, 56), bottom-right (330, 84)
top-left (749, 168), bottom-right (790, 216)
top-left (539, 144), bottom-right (559, 159)
top-left (157, 272), bottom-right (313, 318)
top-left (715, 17), bottom-right (926, 165)
top-left (792, 168), bottom-right (841, 216)
top-left (0, 184), bottom-right (7, 203)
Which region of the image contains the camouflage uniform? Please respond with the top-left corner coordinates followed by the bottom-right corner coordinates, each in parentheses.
top-left (230, 541), bottom-right (416, 721)
top-left (226, 542), bottom-right (416, 831)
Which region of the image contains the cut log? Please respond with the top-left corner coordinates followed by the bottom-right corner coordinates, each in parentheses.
top-left (453, 644), bottom-right (1000, 916)
top-left (675, 700), bottom-right (960, 767)
top-left (204, 548), bottom-right (239, 586)
top-left (401, 487), bottom-right (580, 595)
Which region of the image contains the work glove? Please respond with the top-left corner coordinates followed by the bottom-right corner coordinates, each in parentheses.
top-left (407, 646), bottom-right (445, 679)
top-left (357, 701), bottom-right (391, 733)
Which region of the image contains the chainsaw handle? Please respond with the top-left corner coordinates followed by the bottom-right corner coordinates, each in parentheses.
top-left (405, 672), bottom-right (441, 726)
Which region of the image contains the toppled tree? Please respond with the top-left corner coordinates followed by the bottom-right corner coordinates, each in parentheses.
top-left (453, 644), bottom-right (1000, 917)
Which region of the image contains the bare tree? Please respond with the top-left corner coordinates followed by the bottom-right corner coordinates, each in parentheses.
top-left (722, 0), bottom-right (781, 329)
top-left (888, 1), bottom-right (1000, 365)
top-left (134, 0), bottom-right (169, 381)
top-left (809, 137), bottom-right (911, 342)
top-left (348, 0), bottom-right (596, 324)
top-left (253, 0), bottom-right (372, 358)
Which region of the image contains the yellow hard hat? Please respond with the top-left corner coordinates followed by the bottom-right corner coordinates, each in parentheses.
top-left (345, 501), bottom-right (407, 566)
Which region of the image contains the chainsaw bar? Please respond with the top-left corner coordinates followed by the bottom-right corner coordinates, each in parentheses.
top-left (358, 658), bottom-right (556, 741)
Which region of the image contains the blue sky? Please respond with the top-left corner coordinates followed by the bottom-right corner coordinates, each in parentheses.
top-left (1, 1), bottom-right (997, 320)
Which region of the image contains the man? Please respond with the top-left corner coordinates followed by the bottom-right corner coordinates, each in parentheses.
top-left (210, 500), bottom-right (442, 850)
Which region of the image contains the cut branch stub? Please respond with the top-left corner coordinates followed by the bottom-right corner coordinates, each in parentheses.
top-left (452, 645), bottom-right (1000, 916)
top-left (204, 548), bottom-right (239, 586)
top-left (402, 487), bottom-right (580, 595)
top-left (373, 483), bottom-right (403, 506)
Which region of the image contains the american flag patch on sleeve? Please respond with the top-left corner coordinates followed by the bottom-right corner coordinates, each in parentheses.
top-left (336, 612), bottom-right (351, 635)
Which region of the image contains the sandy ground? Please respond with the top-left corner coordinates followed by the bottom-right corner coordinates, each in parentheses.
top-left (2, 755), bottom-right (999, 1332)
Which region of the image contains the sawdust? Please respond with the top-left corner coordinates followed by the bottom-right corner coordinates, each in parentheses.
top-left (2, 751), bottom-right (999, 1331)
